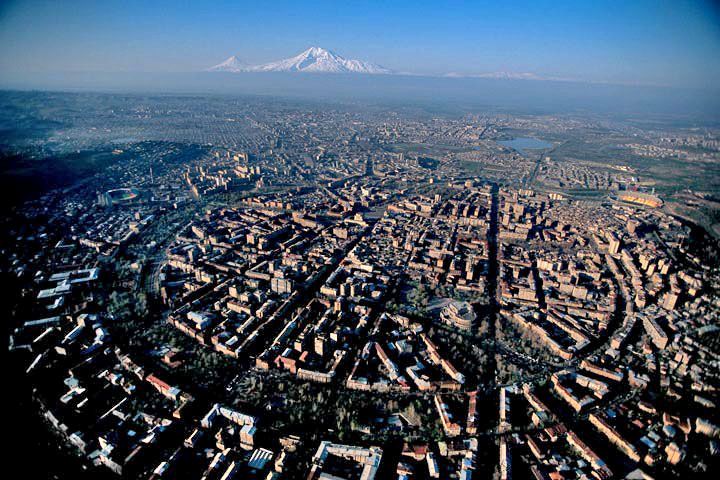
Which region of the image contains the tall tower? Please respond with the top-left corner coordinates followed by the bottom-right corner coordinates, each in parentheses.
top-left (150, 165), bottom-right (154, 185)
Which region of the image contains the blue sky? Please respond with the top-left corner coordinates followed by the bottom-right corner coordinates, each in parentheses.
top-left (0, 0), bottom-right (719, 88)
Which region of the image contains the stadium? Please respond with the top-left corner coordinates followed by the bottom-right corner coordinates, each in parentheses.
top-left (99, 188), bottom-right (140, 206)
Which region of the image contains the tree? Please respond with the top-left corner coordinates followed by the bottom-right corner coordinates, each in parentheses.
top-left (134, 293), bottom-right (148, 317)
top-left (409, 282), bottom-right (430, 315)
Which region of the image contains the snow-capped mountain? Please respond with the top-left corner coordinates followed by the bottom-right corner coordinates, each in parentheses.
top-left (208, 47), bottom-right (392, 74)
top-left (207, 55), bottom-right (249, 72)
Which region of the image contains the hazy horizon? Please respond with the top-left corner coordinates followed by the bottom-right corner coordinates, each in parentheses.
top-left (2, 71), bottom-right (719, 125)
top-left (1, 0), bottom-right (719, 89)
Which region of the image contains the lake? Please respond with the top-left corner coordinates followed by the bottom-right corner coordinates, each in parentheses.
top-left (497, 137), bottom-right (553, 156)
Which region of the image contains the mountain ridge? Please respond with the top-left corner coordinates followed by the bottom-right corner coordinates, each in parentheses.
top-left (208, 47), bottom-right (391, 74)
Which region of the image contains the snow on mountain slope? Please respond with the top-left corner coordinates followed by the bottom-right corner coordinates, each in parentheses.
top-left (208, 47), bottom-right (391, 74)
top-left (207, 55), bottom-right (250, 72)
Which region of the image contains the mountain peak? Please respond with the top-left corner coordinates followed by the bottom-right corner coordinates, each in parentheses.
top-left (207, 55), bottom-right (248, 72)
top-left (208, 47), bottom-right (391, 75)
top-left (303, 46), bottom-right (333, 55)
